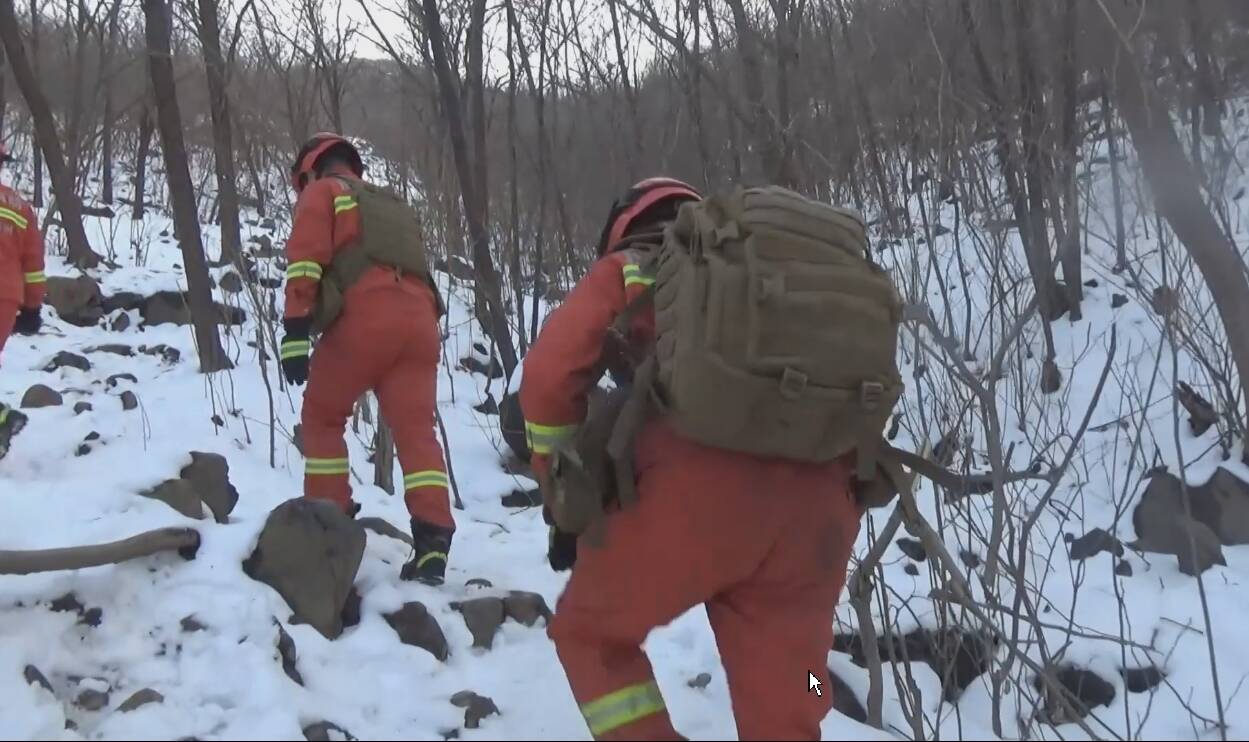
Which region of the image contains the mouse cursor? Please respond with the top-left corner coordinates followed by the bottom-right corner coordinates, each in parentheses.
top-left (808, 671), bottom-right (822, 697)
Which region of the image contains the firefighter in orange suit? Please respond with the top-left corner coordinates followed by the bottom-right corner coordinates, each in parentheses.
top-left (520, 178), bottom-right (863, 740)
top-left (0, 143), bottom-right (45, 461)
top-left (281, 133), bottom-right (453, 585)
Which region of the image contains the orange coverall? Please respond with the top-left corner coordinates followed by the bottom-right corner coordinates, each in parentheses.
top-left (0, 184), bottom-right (45, 357)
top-left (284, 171), bottom-right (451, 529)
top-left (520, 251), bottom-right (863, 740)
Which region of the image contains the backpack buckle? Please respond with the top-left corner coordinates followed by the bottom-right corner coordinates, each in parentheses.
top-left (860, 382), bottom-right (885, 410)
top-left (780, 368), bottom-right (808, 400)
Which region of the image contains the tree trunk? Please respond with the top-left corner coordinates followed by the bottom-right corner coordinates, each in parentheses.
top-left (723, 0), bottom-right (788, 184)
top-left (142, 0), bottom-right (231, 373)
top-left (132, 105), bottom-right (154, 220)
top-left (506, 11), bottom-right (527, 355)
top-left (373, 414), bottom-right (396, 495)
top-left (606, 0), bottom-right (643, 178)
top-left (420, 0), bottom-right (518, 379)
top-left (1105, 3), bottom-right (1249, 445)
top-left (0, 0), bottom-right (98, 267)
top-left (28, 0), bottom-right (41, 209)
top-left (1102, 80), bottom-right (1127, 273)
top-left (100, 0), bottom-right (123, 205)
top-left (835, 0), bottom-right (891, 234)
top-left (1056, 0), bottom-right (1082, 320)
top-left (197, 0), bottom-right (242, 265)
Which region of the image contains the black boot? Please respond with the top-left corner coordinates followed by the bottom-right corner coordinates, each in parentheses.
top-left (400, 519), bottom-right (454, 585)
top-left (0, 406), bottom-right (28, 462)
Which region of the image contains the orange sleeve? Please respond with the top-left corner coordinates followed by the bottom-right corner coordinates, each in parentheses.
top-left (20, 201), bottom-right (45, 309)
top-left (520, 254), bottom-right (627, 479)
top-left (283, 179), bottom-right (340, 320)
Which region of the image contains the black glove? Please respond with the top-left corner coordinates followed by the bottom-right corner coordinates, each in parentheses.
top-left (14, 307), bottom-right (41, 336)
top-left (549, 526), bottom-right (578, 571)
top-left (280, 317), bottom-right (312, 386)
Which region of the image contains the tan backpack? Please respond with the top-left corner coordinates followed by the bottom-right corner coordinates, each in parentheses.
top-left (311, 179), bottom-right (444, 334)
top-left (544, 187), bottom-right (909, 539)
top-left (648, 185), bottom-right (904, 480)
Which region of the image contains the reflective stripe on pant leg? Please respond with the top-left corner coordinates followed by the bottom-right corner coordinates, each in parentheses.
top-left (405, 470), bottom-right (450, 566)
top-left (580, 681), bottom-right (667, 738)
top-left (305, 457), bottom-right (349, 475)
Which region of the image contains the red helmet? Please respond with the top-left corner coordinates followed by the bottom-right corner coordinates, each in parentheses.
top-left (597, 177), bottom-right (702, 256)
top-left (291, 132), bottom-right (364, 192)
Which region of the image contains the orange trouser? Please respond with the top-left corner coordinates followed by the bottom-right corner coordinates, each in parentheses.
top-left (301, 277), bottom-right (452, 529)
top-left (549, 422), bottom-right (862, 741)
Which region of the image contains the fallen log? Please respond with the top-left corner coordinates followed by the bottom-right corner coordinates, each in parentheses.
top-left (0, 527), bottom-right (201, 575)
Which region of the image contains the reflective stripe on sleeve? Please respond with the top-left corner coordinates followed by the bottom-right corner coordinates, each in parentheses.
top-left (525, 421), bottom-right (580, 455)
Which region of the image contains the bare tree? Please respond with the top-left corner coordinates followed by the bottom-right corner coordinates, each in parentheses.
top-left (0, 0), bottom-right (100, 267)
top-left (419, 0), bottom-right (518, 378)
top-left (194, 0), bottom-right (242, 264)
top-left (141, 0), bottom-right (231, 372)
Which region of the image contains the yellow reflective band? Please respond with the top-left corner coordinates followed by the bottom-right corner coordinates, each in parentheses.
top-left (0, 407), bottom-right (8, 425)
top-left (415, 551), bottom-right (447, 569)
top-left (333, 195), bottom-right (358, 215)
top-left (580, 681), bottom-right (666, 737)
top-left (286, 261), bottom-right (323, 281)
top-left (305, 457), bottom-right (349, 475)
top-left (280, 340), bottom-right (311, 360)
top-left (23, 271), bottom-right (46, 284)
top-left (525, 421), bottom-right (579, 455)
top-left (622, 264), bottom-right (655, 288)
top-left (404, 470), bottom-right (449, 490)
top-left (0, 207), bottom-right (28, 230)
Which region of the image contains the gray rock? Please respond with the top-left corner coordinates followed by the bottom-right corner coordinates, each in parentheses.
top-left (465, 578), bottom-right (493, 589)
top-left (47, 275), bottom-right (104, 327)
top-left (140, 291), bottom-right (246, 327)
top-left (502, 591), bottom-right (552, 627)
top-left (302, 721), bottom-right (356, 741)
top-left (687, 672), bottom-right (712, 689)
top-left (1069, 528), bottom-right (1125, 560)
top-left (110, 312), bottom-right (132, 332)
top-left (180, 615), bottom-right (207, 633)
top-left (44, 351), bottom-right (92, 372)
top-left (451, 597), bottom-right (506, 650)
top-left (1131, 472), bottom-right (1228, 575)
top-left (827, 667), bottom-right (867, 723)
top-left (1121, 665), bottom-right (1165, 693)
top-left (101, 291), bottom-right (145, 314)
top-left (1111, 293), bottom-right (1129, 309)
top-left (242, 499), bottom-right (365, 640)
top-left (21, 384), bottom-right (63, 408)
top-left (358, 517), bottom-right (414, 548)
top-left (24, 665), bottom-right (53, 694)
top-left (75, 688), bottom-right (110, 711)
top-left (107, 372), bottom-right (139, 387)
top-left (73, 401), bottom-right (93, 415)
top-left (118, 688), bottom-right (164, 712)
top-left (120, 391), bottom-right (139, 411)
top-left (1034, 666), bottom-right (1115, 726)
top-left (141, 479), bottom-right (206, 519)
top-left (1041, 360), bottom-right (1063, 394)
top-left (85, 344), bottom-right (134, 357)
top-left (384, 602), bottom-right (449, 662)
top-left (1206, 469), bottom-right (1249, 545)
top-left (896, 537), bottom-right (927, 562)
top-left (219, 272), bottom-right (244, 294)
top-left (180, 452), bottom-right (239, 523)
top-left (276, 622), bottom-right (304, 686)
top-left (499, 392), bottom-right (529, 462)
top-left (1115, 560), bottom-right (1133, 577)
top-left (139, 344), bottom-right (181, 364)
top-left (450, 690), bottom-right (499, 729)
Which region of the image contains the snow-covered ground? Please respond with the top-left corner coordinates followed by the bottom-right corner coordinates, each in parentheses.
top-left (0, 102), bottom-right (1247, 740)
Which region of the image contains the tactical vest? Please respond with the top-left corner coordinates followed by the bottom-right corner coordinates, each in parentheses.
top-left (311, 179), bottom-right (442, 334)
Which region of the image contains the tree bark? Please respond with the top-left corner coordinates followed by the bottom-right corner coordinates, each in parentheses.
top-left (1101, 80), bottom-right (1127, 273)
top-left (27, 0), bottom-right (42, 208)
top-left (420, 0), bottom-right (518, 379)
top-left (1056, 0), bottom-right (1082, 319)
top-left (723, 0), bottom-right (790, 185)
top-left (1104, 2), bottom-right (1249, 444)
top-left (142, 0), bottom-right (231, 373)
top-left (132, 104), bottom-right (154, 220)
top-left (0, 0), bottom-right (99, 267)
top-left (100, 0), bottom-right (123, 204)
top-left (197, 0), bottom-right (243, 265)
